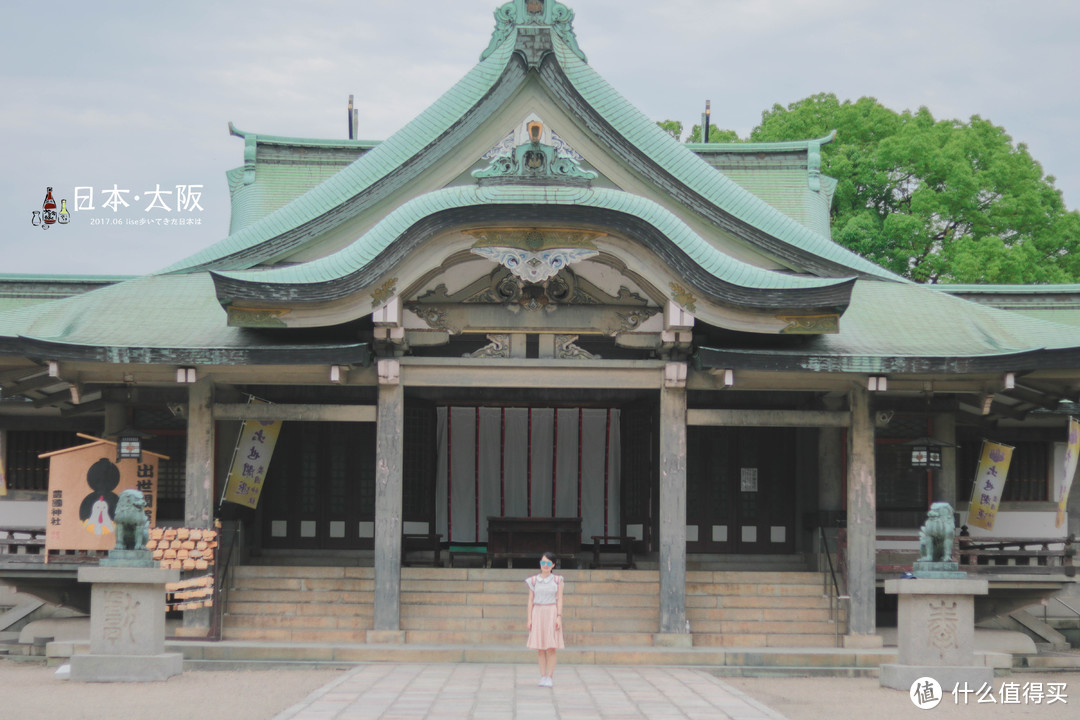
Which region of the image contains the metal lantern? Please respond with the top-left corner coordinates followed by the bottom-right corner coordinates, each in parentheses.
top-left (903, 436), bottom-right (955, 469)
top-left (910, 444), bottom-right (942, 469)
top-left (115, 427), bottom-right (147, 462)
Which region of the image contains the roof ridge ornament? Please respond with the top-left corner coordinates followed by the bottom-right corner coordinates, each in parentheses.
top-left (481, 0), bottom-right (586, 63)
top-left (474, 119), bottom-right (597, 185)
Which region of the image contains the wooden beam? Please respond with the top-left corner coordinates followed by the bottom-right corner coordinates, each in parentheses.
top-left (687, 408), bottom-right (850, 428)
top-left (400, 359), bottom-right (663, 390)
top-left (6, 374), bottom-right (62, 396)
top-left (213, 404), bottom-right (376, 422)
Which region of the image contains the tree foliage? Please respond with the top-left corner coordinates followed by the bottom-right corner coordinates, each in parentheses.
top-left (746, 93), bottom-right (1080, 283)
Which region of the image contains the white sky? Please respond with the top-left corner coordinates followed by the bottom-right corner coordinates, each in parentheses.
top-left (2, 0), bottom-right (1078, 277)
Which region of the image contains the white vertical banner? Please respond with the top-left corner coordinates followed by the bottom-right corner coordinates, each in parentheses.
top-left (1056, 417), bottom-right (1080, 529)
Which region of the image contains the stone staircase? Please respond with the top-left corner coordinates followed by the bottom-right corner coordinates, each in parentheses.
top-left (221, 565), bottom-right (844, 648)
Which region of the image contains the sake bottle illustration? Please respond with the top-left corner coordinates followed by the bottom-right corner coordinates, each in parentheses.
top-left (31, 211), bottom-right (41, 226)
top-left (42, 187), bottom-right (57, 228)
top-left (58, 198), bottom-right (70, 224)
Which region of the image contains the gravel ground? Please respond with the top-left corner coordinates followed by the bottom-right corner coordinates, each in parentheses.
top-left (727, 673), bottom-right (1080, 720)
top-left (1, 659), bottom-right (1077, 719)
top-left (0, 660), bottom-right (344, 720)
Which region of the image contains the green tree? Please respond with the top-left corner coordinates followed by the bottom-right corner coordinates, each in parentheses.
top-left (686, 124), bottom-right (739, 144)
top-left (747, 93), bottom-right (1080, 283)
top-left (656, 119), bottom-right (684, 142)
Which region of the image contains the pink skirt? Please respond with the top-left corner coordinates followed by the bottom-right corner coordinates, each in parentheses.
top-left (527, 604), bottom-right (565, 650)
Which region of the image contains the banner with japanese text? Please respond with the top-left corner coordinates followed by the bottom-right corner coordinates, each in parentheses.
top-left (221, 409), bottom-right (282, 509)
top-left (42, 439), bottom-right (161, 553)
top-left (0, 433), bottom-right (6, 496)
top-left (1056, 417), bottom-right (1080, 528)
top-left (967, 440), bottom-right (1014, 530)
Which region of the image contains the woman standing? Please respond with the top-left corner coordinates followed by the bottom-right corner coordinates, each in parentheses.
top-left (525, 551), bottom-right (565, 687)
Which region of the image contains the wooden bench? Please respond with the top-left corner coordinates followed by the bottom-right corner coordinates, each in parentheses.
top-left (487, 516), bottom-right (581, 568)
top-left (591, 535), bottom-right (635, 569)
top-left (401, 533), bottom-right (443, 567)
top-left (448, 544), bottom-right (488, 568)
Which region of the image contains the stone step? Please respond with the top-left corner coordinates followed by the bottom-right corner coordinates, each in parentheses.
top-left (1013, 652), bottom-right (1080, 670)
top-left (220, 627), bottom-right (369, 643)
top-left (168, 640), bottom-right (888, 675)
top-left (223, 563), bottom-right (838, 650)
top-left (230, 576), bottom-right (375, 592)
top-left (233, 565), bottom-right (374, 579)
top-left (686, 571), bottom-right (822, 584)
top-left (228, 589), bottom-right (374, 605)
top-left (691, 594), bottom-right (836, 609)
top-left (224, 614), bottom-right (371, 631)
top-left (401, 630), bottom-right (659, 646)
top-left (693, 634), bottom-right (842, 649)
top-left (226, 601), bottom-right (376, 617)
top-left (399, 616), bottom-right (659, 634)
top-left (688, 607), bottom-right (835, 623)
top-left (686, 582), bottom-right (823, 597)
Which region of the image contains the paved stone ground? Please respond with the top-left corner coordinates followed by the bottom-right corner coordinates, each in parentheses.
top-left (2, 659), bottom-right (1077, 719)
top-left (272, 664), bottom-right (787, 720)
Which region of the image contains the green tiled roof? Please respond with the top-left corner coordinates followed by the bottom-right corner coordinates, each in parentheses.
top-left (698, 280), bottom-right (1080, 373)
top-left (160, 24), bottom-right (900, 285)
top-left (0, 275), bottom-right (368, 365)
top-left (214, 184), bottom-right (850, 295)
top-left (546, 37), bottom-right (896, 281)
top-left (160, 34), bottom-right (521, 274)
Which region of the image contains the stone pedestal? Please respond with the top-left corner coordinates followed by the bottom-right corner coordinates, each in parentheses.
top-left (880, 578), bottom-right (993, 690)
top-left (70, 565), bottom-right (182, 682)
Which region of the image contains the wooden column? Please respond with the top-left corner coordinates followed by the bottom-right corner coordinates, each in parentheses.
top-left (658, 377), bottom-right (688, 636)
top-left (183, 376), bottom-right (214, 634)
top-left (184, 377), bottom-right (214, 529)
top-left (846, 384), bottom-right (878, 641)
top-left (933, 412), bottom-right (957, 505)
top-left (373, 375), bottom-right (404, 635)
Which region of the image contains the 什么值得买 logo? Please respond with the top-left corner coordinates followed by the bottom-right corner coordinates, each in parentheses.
top-left (31, 187), bottom-right (70, 229)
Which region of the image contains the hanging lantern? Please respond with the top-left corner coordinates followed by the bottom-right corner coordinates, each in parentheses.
top-left (903, 436), bottom-right (954, 469)
top-left (910, 444), bottom-right (942, 469)
top-left (115, 427), bottom-right (149, 462)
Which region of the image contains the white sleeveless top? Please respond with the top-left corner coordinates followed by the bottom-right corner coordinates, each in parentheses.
top-left (525, 573), bottom-right (562, 605)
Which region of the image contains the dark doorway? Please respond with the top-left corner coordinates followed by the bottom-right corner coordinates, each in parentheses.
top-left (261, 422), bottom-right (376, 549)
top-left (686, 426), bottom-right (797, 554)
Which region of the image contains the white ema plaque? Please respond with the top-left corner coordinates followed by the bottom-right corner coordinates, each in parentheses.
top-left (740, 468), bottom-right (758, 492)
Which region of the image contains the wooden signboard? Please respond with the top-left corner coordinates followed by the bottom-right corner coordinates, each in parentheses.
top-left (41, 436), bottom-right (166, 555)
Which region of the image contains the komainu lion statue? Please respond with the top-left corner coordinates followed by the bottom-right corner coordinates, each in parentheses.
top-left (918, 501), bottom-right (955, 563)
top-left (114, 489), bottom-right (150, 551)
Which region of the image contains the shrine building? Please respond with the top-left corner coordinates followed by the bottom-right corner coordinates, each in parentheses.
top-left (2, 0), bottom-right (1078, 656)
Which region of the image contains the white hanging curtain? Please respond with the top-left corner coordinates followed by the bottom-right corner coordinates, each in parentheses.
top-left (434, 406), bottom-right (621, 543)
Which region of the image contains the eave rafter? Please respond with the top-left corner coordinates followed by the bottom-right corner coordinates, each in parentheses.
top-left (211, 196), bottom-right (855, 335)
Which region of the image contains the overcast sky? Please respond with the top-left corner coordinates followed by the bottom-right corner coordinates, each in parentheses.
top-left (3, 0), bottom-right (1078, 277)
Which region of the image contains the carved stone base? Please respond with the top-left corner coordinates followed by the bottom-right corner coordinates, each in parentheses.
top-left (882, 578), bottom-right (989, 690)
top-left (70, 652), bottom-right (183, 683)
top-left (73, 566), bottom-right (180, 682)
top-left (879, 663), bottom-right (994, 691)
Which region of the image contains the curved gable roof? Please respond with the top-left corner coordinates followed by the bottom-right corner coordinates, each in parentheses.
top-left (161, 7), bottom-right (900, 287)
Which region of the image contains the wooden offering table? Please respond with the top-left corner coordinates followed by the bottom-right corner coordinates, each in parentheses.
top-left (487, 516), bottom-right (582, 568)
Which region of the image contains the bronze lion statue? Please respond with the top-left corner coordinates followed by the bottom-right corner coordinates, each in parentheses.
top-left (113, 488), bottom-right (150, 551)
top-left (918, 502), bottom-right (955, 563)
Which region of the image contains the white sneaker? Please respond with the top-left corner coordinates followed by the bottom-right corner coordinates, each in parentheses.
top-left (542, 676), bottom-right (553, 687)
top-left (538, 677), bottom-right (548, 686)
